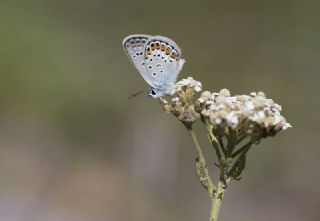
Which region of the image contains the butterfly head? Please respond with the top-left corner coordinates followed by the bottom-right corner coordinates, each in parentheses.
top-left (148, 87), bottom-right (164, 98)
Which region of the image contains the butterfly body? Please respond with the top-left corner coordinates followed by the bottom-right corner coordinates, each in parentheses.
top-left (123, 34), bottom-right (185, 98)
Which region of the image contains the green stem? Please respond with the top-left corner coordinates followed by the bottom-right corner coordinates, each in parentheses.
top-left (205, 124), bottom-right (223, 160)
top-left (230, 140), bottom-right (254, 158)
top-left (187, 126), bottom-right (216, 195)
top-left (210, 180), bottom-right (229, 221)
top-left (187, 125), bottom-right (230, 221)
top-left (217, 137), bottom-right (227, 156)
top-left (226, 128), bottom-right (237, 156)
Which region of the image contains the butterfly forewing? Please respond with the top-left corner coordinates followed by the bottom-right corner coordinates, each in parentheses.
top-left (122, 34), bottom-right (155, 86)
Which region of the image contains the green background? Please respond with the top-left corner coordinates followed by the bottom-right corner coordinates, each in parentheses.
top-left (0, 0), bottom-right (319, 220)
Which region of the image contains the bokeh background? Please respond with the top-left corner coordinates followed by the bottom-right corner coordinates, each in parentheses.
top-left (1, 0), bottom-right (319, 221)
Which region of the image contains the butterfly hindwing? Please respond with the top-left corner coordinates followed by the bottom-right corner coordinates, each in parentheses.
top-left (143, 36), bottom-right (185, 94)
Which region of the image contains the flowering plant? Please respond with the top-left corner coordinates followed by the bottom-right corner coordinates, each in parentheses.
top-left (160, 77), bottom-right (291, 221)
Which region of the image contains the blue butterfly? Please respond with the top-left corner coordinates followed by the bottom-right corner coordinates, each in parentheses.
top-left (123, 34), bottom-right (185, 98)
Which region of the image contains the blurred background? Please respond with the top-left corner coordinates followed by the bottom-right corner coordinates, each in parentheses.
top-left (0, 0), bottom-right (319, 221)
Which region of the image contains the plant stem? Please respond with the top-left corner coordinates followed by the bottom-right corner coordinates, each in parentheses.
top-left (231, 140), bottom-right (254, 158)
top-left (186, 126), bottom-right (216, 195)
top-left (187, 125), bottom-right (229, 221)
top-left (205, 124), bottom-right (223, 159)
top-left (210, 180), bottom-right (228, 221)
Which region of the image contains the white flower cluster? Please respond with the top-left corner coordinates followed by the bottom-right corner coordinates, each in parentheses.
top-left (161, 77), bottom-right (291, 137)
top-left (197, 89), bottom-right (291, 136)
top-left (170, 77), bottom-right (202, 95)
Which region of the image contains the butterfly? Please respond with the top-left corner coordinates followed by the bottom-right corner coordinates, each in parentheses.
top-left (122, 34), bottom-right (185, 98)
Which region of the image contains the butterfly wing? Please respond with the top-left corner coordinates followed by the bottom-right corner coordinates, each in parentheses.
top-left (143, 36), bottom-right (185, 94)
top-left (122, 34), bottom-right (155, 86)
top-left (123, 34), bottom-right (185, 96)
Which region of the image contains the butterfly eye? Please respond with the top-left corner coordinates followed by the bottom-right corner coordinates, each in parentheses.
top-left (149, 88), bottom-right (157, 97)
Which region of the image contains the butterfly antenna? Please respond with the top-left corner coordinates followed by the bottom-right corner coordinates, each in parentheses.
top-left (128, 90), bottom-right (146, 99)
